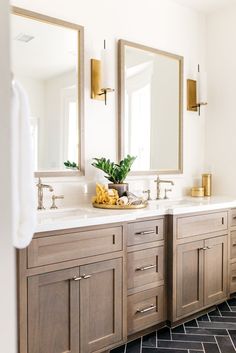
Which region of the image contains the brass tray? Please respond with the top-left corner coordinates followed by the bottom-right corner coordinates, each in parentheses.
top-left (92, 202), bottom-right (148, 210)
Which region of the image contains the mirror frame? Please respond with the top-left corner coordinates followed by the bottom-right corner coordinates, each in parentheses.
top-left (118, 39), bottom-right (184, 175)
top-left (12, 6), bottom-right (85, 177)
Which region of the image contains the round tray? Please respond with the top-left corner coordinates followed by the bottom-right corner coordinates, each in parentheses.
top-left (92, 202), bottom-right (148, 210)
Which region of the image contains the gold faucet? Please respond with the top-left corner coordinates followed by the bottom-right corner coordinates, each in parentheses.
top-left (36, 177), bottom-right (54, 210)
top-left (154, 176), bottom-right (174, 200)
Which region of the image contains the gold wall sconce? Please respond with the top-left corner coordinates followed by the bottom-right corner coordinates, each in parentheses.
top-left (91, 40), bottom-right (114, 105)
top-left (187, 65), bottom-right (208, 115)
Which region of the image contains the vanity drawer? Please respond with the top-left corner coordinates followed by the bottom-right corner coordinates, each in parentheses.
top-left (128, 246), bottom-right (164, 293)
top-left (231, 209), bottom-right (236, 227)
top-left (231, 231), bottom-right (236, 259)
top-left (27, 227), bottom-right (123, 268)
top-left (128, 286), bottom-right (165, 335)
top-left (230, 263), bottom-right (236, 293)
top-left (127, 219), bottom-right (164, 246)
top-left (177, 211), bottom-right (228, 239)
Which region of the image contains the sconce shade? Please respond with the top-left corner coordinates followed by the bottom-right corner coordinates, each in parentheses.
top-left (197, 71), bottom-right (207, 105)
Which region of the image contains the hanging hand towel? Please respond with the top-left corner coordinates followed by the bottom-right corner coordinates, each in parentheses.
top-left (11, 80), bottom-right (36, 248)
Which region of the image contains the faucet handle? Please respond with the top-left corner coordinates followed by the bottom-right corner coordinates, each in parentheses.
top-left (50, 194), bottom-right (64, 209)
top-left (164, 188), bottom-right (172, 200)
top-left (143, 189), bottom-right (152, 201)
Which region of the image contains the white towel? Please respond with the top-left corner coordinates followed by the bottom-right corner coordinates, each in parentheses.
top-left (11, 80), bottom-right (36, 249)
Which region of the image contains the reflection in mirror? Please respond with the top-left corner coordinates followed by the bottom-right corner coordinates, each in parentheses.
top-left (11, 8), bottom-right (84, 176)
top-left (118, 40), bottom-right (183, 174)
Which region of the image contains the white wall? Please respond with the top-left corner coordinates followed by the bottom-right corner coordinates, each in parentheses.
top-left (11, 0), bottom-right (207, 204)
top-left (0, 0), bottom-right (17, 351)
top-left (206, 3), bottom-right (236, 197)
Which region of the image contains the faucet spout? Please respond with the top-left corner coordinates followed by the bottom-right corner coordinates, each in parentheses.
top-left (154, 176), bottom-right (174, 200)
top-left (36, 177), bottom-right (54, 210)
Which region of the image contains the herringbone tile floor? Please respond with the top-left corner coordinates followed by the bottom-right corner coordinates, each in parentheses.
top-left (111, 298), bottom-right (236, 353)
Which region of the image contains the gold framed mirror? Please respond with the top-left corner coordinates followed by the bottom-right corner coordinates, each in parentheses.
top-left (11, 7), bottom-right (84, 177)
top-left (118, 40), bottom-right (183, 175)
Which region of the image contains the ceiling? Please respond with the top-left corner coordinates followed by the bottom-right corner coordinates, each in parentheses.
top-left (172, 0), bottom-right (236, 13)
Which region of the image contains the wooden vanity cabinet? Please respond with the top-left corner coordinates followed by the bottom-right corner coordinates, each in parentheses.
top-left (168, 210), bottom-right (229, 323)
top-left (18, 224), bottom-right (126, 353)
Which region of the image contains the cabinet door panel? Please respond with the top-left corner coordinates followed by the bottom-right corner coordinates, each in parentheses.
top-left (204, 235), bottom-right (227, 306)
top-left (176, 240), bottom-right (204, 318)
top-left (80, 258), bottom-right (123, 353)
top-left (28, 268), bottom-right (80, 353)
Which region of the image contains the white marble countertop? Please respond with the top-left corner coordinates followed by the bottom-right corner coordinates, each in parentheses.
top-left (36, 196), bottom-right (236, 233)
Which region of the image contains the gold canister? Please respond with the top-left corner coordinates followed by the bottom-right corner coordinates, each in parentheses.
top-left (202, 173), bottom-right (212, 196)
top-left (191, 187), bottom-right (205, 197)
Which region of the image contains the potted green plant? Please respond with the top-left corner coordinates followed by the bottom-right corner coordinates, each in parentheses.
top-left (92, 155), bottom-right (136, 196)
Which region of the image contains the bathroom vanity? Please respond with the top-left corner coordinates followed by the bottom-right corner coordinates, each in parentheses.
top-left (17, 198), bottom-right (236, 353)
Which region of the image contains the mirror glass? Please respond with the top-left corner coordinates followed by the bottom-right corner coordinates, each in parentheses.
top-left (119, 40), bottom-right (183, 174)
top-left (11, 9), bottom-right (84, 175)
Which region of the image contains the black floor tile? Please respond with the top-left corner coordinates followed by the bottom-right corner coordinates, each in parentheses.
top-left (157, 327), bottom-right (171, 340)
top-left (198, 321), bottom-right (236, 329)
top-left (142, 349), bottom-right (188, 353)
top-left (185, 327), bottom-right (228, 336)
top-left (218, 302), bottom-right (231, 312)
top-left (219, 311), bottom-right (236, 317)
top-left (210, 316), bottom-right (236, 323)
top-left (157, 340), bottom-right (202, 350)
top-left (142, 331), bottom-right (156, 348)
top-left (110, 345), bottom-right (125, 353)
top-left (216, 336), bottom-right (236, 353)
top-left (228, 330), bottom-right (236, 348)
top-left (197, 314), bottom-right (209, 321)
top-left (172, 325), bottom-right (185, 333)
top-left (189, 351), bottom-right (204, 353)
top-left (203, 343), bottom-right (220, 353)
top-left (126, 338), bottom-right (141, 353)
top-left (184, 319), bottom-right (198, 327)
top-left (231, 306), bottom-right (236, 312)
top-left (209, 308), bottom-right (221, 317)
top-left (172, 333), bottom-right (215, 343)
top-left (228, 298), bottom-right (236, 306)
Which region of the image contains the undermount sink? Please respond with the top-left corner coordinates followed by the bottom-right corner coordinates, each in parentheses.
top-left (148, 198), bottom-right (200, 208)
top-left (37, 207), bottom-right (93, 224)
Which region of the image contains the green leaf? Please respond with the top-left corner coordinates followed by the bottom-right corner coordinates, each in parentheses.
top-left (91, 155), bottom-right (136, 183)
top-left (64, 160), bottom-right (79, 170)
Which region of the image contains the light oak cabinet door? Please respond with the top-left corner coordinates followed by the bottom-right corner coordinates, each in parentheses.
top-left (80, 258), bottom-right (123, 353)
top-left (176, 240), bottom-right (204, 318)
top-left (28, 268), bottom-right (80, 353)
top-left (204, 235), bottom-right (227, 306)
top-left (176, 236), bottom-right (228, 319)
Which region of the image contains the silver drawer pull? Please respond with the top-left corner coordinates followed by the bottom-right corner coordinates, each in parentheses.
top-left (82, 274), bottom-right (92, 279)
top-left (136, 265), bottom-right (156, 272)
top-left (199, 247), bottom-right (207, 251)
top-left (71, 276), bottom-right (82, 281)
top-left (136, 304), bottom-right (156, 314)
top-left (135, 230), bottom-right (155, 236)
